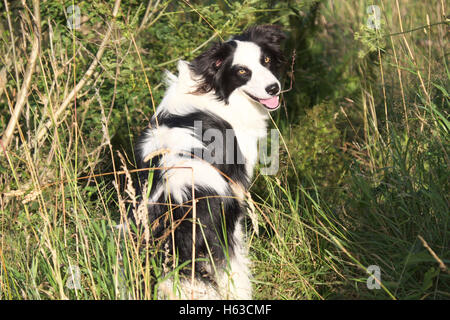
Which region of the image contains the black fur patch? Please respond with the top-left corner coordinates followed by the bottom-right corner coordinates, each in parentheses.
top-left (155, 110), bottom-right (249, 187)
top-left (133, 110), bottom-right (249, 270)
top-left (145, 185), bottom-right (242, 274)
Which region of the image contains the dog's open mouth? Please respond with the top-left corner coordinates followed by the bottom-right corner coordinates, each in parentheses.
top-left (244, 91), bottom-right (280, 110)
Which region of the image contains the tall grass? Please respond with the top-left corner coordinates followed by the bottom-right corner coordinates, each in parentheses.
top-left (0, 0), bottom-right (448, 299)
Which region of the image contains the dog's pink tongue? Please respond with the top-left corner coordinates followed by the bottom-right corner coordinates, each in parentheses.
top-left (259, 96), bottom-right (279, 109)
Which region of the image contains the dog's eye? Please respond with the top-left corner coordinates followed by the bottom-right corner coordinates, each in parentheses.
top-left (238, 68), bottom-right (247, 75)
top-left (264, 56), bottom-right (270, 64)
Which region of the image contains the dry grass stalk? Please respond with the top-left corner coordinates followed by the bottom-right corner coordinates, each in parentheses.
top-left (136, 182), bottom-right (151, 244)
top-left (418, 235), bottom-right (448, 274)
top-left (1, 0), bottom-right (41, 151)
top-left (35, 0), bottom-right (122, 143)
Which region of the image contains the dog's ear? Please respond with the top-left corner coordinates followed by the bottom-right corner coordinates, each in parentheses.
top-left (191, 41), bottom-right (232, 73)
top-left (237, 25), bottom-right (286, 49)
top-left (252, 25), bottom-right (286, 48)
top-left (190, 41), bottom-right (233, 93)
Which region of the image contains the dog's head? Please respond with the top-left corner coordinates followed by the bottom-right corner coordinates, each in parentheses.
top-left (190, 25), bottom-right (285, 110)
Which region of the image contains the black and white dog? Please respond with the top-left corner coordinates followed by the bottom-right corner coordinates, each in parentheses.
top-left (133, 25), bottom-right (285, 299)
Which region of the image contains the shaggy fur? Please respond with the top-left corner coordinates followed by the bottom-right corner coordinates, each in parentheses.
top-left (133, 25), bottom-right (285, 299)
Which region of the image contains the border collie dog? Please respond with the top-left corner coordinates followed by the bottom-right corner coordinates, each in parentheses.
top-left (133, 25), bottom-right (285, 299)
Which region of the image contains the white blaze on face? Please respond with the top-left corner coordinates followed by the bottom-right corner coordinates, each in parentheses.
top-left (232, 40), bottom-right (280, 109)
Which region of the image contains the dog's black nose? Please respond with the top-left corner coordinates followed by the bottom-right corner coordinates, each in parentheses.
top-left (265, 83), bottom-right (280, 96)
